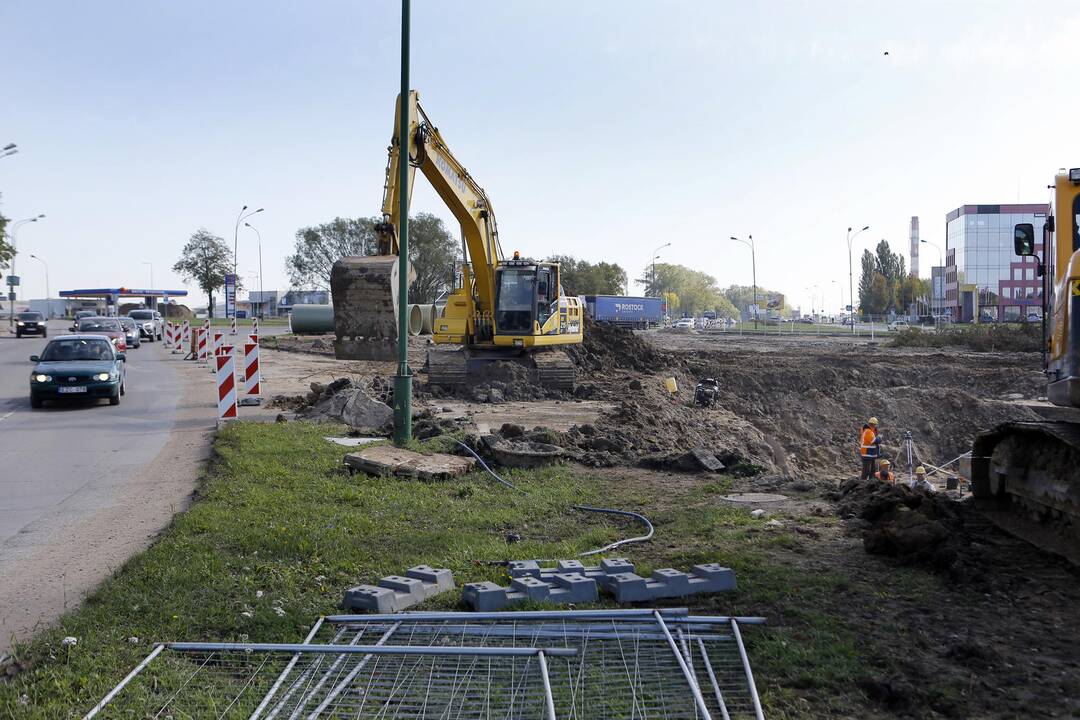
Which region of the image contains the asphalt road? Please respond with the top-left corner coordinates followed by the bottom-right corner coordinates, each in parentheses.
top-left (0, 323), bottom-right (182, 547)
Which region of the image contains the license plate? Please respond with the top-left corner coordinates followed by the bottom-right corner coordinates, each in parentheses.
top-left (58, 386), bottom-right (87, 394)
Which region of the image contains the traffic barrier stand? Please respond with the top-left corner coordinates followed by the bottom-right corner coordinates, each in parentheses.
top-left (216, 353), bottom-right (237, 425)
top-left (196, 328), bottom-right (208, 366)
top-left (182, 320), bottom-right (193, 358)
top-left (238, 342), bottom-right (261, 406)
top-left (248, 333), bottom-right (258, 345)
top-left (252, 316), bottom-right (259, 337)
top-left (230, 316), bottom-right (237, 335)
top-left (164, 322), bottom-right (172, 350)
top-left (210, 331), bottom-right (223, 373)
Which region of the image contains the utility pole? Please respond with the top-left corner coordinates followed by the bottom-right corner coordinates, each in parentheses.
top-left (7, 214), bottom-right (45, 328)
top-left (730, 235), bottom-right (757, 328)
top-left (650, 241), bottom-right (671, 298)
top-left (393, 0), bottom-right (413, 446)
top-left (245, 222), bottom-right (264, 319)
top-left (30, 254), bottom-right (49, 317)
top-left (847, 225), bottom-right (869, 334)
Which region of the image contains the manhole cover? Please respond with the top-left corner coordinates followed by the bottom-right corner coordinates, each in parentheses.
top-left (721, 493), bottom-right (789, 503)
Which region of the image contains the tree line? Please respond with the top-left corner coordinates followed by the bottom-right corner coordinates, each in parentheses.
top-left (857, 240), bottom-right (931, 316)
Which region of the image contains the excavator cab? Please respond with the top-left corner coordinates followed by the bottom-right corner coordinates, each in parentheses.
top-left (494, 257), bottom-right (560, 335)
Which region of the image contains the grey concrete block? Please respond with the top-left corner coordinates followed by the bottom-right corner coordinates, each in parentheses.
top-left (600, 572), bottom-right (652, 603)
top-left (406, 565), bottom-right (455, 595)
top-left (343, 567), bottom-right (456, 613)
top-left (462, 581), bottom-right (515, 611)
top-left (549, 573), bottom-right (599, 603)
top-left (650, 568), bottom-right (692, 594)
top-left (508, 560), bottom-right (541, 578)
top-left (555, 559), bottom-right (586, 574)
top-left (510, 576), bottom-right (552, 601)
top-left (691, 563), bottom-right (737, 591)
top-left (599, 558), bottom-right (635, 574)
top-left (342, 585), bottom-right (399, 613)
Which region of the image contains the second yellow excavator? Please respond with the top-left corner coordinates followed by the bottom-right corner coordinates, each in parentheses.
top-left (331, 91), bottom-right (583, 389)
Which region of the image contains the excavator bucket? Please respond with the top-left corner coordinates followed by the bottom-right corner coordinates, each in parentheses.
top-left (331, 255), bottom-right (414, 361)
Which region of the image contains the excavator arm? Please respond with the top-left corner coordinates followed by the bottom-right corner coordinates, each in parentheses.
top-left (378, 91), bottom-right (503, 317)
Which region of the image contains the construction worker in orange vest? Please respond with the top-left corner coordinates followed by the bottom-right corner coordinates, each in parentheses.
top-left (859, 417), bottom-right (881, 480)
top-left (874, 458), bottom-right (895, 483)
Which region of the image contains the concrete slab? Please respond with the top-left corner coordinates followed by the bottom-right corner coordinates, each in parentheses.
top-left (342, 565), bottom-right (456, 613)
top-left (344, 445), bottom-right (475, 481)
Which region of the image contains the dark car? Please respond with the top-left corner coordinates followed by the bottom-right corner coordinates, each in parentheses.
top-left (29, 335), bottom-right (127, 407)
top-left (74, 309), bottom-right (97, 321)
top-left (73, 316), bottom-right (128, 353)
top-left (117, 316), bottom-right (142, 348)
top-left (15, 311), bottom-right (47, 338)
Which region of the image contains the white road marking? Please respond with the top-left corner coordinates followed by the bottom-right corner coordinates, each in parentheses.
top-left (0, 412), bottom-right (14, 423)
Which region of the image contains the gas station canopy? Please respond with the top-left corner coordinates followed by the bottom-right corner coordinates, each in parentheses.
top-left (59, 288), bottom-right (189, 304)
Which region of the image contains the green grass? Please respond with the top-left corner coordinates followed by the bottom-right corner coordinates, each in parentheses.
top-left (0, 422), bottom-right (874, 718)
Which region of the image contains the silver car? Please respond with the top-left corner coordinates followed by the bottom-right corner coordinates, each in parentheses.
top-left (117, 316), bottom-right (142, 348)
top-left (126, 309), bottom-right (163, 341)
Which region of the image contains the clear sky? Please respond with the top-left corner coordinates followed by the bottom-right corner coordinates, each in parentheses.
top-left (3, 0), bottom-right (1078, 312)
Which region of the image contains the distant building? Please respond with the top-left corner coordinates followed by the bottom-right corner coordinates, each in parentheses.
top-left (247, 290), bottom-right (281, 318)
top-left (930, 266), bottom-right (947, 317)
top-left (944, 203), bottom-right (1048, 322)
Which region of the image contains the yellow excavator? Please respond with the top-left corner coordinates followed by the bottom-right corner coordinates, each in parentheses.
top-left (331, 91), bottom-right (583, 389)
top-left (970, 167), bottom-right (1080, 557)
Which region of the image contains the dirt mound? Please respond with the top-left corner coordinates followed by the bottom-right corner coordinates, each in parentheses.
top-left (837, 478), bottom-right (973, 575)
top-left (260, 334), bottom-right (336, 356)
top-left (276, 378), bottom-right (394, 430)
top-left (566, 316), bottom-right (673, 372)
top-left (426, 361), bottom-right (557, 404)
top-left (682, 346), bottom-right (1043, 475)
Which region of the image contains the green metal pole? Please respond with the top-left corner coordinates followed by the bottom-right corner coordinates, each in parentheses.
top-left (393, 0), bottom-right (413, 446)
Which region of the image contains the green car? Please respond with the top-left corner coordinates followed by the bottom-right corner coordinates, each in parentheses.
top-left (29, 335), bottom-right (127, 408)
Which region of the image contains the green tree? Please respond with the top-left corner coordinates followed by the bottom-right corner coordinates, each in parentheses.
top-left (172, 229), bottom-right (234, 316)
top-left (286, 217), bottom-right (378, 290)
top-left (723, 285), bottom-right (786, 317)
top-left (857, 249), bottom-right (878, 314)
top-left (285, 213), bottom-right (458, 302)
top-left (547, 255), bottom-right (627, 296)
top-left (0, 213), bottom-right (12, 272)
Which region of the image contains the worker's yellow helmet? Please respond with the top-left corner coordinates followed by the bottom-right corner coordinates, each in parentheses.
top-left (868, 417), bottom-right (879, 426)
top-left (915, 466), bottom-right (926, 475)
top-left (880, 459), bottom-right (891, 468)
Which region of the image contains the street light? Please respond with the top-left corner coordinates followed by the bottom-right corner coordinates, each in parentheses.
top-left (245, 221), bottom-right (264, 319)
top-left (0, 143), bottom-right (17, 159)
top-left (729, 235), bottom-right (757, 328)
top-left (233, 205), bottom-right (264, 274)
top-left (29, 254), bottom-right (49, 317)
top-left (142, 261), bottom-right (154, 288)
top-left (846, 225), bottom-right (869, 334)
top-left (650, 241), bottom-right (671, 297)
top-left (6, 214), bottom-right (45, 326)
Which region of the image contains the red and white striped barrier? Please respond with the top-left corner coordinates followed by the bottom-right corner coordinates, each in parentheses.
top-left (216, 353), bottom-right (237, 422)
top-left (171, 323), bottom-right (182, 353)
top-left (182, 320), bottom-right (191, 357)
top-left (164, 322), bottom-right (173, 349)
top-left (197, 328), bottom-right (208, 365)
top-left (243, 342), bottom-right (260, 396)
top-left (248, 333), bottom-right (259, 345)
top-left (211, 331), bottom-right (224, 372)
top-left (230, 316), bottom-right (237, 335)
top-left (252, 317), bottom-right (259, 337)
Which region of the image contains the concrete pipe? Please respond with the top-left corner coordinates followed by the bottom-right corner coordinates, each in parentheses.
top-left (289, 304), bottom-right (335, 334)
top-left (408, 303), bottom-right (423, 336)
top-left (420, 303), bottom-right (436, 334)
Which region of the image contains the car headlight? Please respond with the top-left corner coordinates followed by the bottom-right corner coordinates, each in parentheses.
top-left (16, 321), bottom-right (24, 326)
top-left (95, 372), bottom-right (111, 381)
top-left (34, 374), bottom-right (52, 382)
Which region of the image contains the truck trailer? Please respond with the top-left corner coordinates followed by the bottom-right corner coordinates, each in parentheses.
top-left (582, 295), bottom-right (662, 329)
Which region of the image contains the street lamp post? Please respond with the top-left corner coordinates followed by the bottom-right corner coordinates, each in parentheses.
top-left (233, 205), bottom-right (264, 291)
top-left (729, 235), bottom-right (757, 328)
top-left (650, 242), bottom-right (671, 297)
top-left (831, 279), bottom-right (843, 319)
top-left (0, 143), bottom-right (17, 159)
top-left (29, 254), bottom-right (49, 317)
top-left (7, 214), bottom-right (45, 327)
top-left (245, 222), bottom-right (264, 319)
top-left (847, 225), bottom-right (869, 334)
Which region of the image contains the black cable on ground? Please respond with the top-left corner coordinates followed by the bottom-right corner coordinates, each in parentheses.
top-left (456, 441), bottom-right (527, 494)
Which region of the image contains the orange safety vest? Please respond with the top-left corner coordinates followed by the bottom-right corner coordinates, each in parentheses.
top-left (874, 470), bottom-right (894, 482)
top-left (860, 427), bottom-right (878, 457)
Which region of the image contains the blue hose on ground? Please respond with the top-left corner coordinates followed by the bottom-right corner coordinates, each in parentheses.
top-left (456, 441), bottom-right (655, 556)
top-left (456, 441), bottom-right (527, 494)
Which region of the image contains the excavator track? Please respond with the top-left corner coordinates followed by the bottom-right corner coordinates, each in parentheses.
top-left (426, 346), bottom-right (576, 391)
top-left (970, 421), bottom-right (1080, 564)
